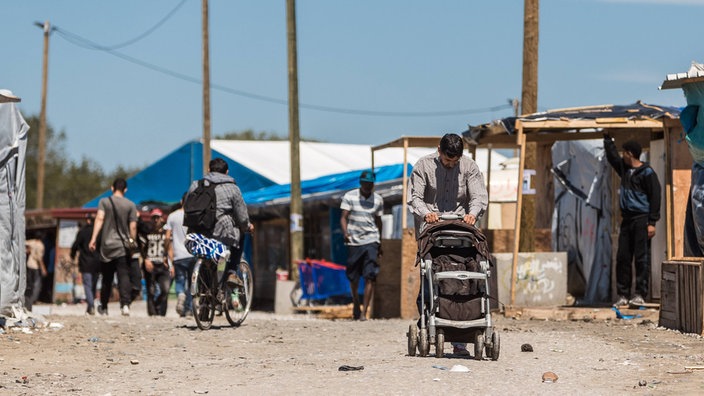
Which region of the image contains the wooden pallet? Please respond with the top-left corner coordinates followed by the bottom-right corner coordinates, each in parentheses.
top-left (292, 304), bottom-right (354, 319)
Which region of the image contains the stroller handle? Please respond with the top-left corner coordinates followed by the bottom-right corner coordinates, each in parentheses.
top-left (439, 213), bottom-right (464, 221)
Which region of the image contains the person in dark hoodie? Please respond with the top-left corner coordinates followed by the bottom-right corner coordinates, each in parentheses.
top-left (185, 158), bottom-right (253, 289)
top-left (71, 213), bottom-right (101, 315)
top-left (604, 133), bottom-right (661, 307)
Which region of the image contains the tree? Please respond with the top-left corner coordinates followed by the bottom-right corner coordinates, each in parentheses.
top-left (23, 115), bottom-right (141, 209)
top-left (216, 128), bottom-right (320, 142)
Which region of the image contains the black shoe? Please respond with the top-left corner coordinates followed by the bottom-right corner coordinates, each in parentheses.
top-left (353, 305), bottom-right (361, 320)
top-left (97, 305), bottom-right (107, 316)
top-left (87, 306), bottom-right (95, 316)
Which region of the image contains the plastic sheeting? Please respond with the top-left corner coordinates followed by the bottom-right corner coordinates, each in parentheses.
top-left (551, 140), bottom-right (612, 305)
top-left (0, 90), bottom-right (28, 316)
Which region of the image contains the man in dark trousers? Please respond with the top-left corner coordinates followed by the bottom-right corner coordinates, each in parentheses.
top-left (71, 214), bottom-right (101, 315)
top-left (141, 208), bottom-right (172, 316)
top-left (604, 134), bottom-right (661, 307)
top-left (89, 178), bottom-right (139, 316)
top-left (340, 170), bottom-right (384, 321)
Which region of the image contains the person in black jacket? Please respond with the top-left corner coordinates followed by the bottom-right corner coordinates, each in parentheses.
top-left (604, 133), bottom-right (661, 307)
top-left (71, 214), bottom-right (101, 315)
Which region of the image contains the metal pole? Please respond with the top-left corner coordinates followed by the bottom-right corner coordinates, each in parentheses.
top-left (37, 20), bottom-right (50, 209)
top-left (202, 0), bottom-right (211, 175)
top-left (287, 0), bottom-right (303, 278)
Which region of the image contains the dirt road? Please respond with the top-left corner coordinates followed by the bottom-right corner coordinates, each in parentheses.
top-left (1, 302), bottom-right (703, 395)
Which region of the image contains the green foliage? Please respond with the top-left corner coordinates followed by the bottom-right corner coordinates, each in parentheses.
top-left (216, 128), bottom-right (321, 142)
top-left (216, 129), bottom-right (286, 141)
top-left (23, 115), bottom-right (141, 209)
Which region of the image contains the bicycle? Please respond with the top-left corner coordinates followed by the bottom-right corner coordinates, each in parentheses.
top-left (186, 233), bottom-right (254, 330)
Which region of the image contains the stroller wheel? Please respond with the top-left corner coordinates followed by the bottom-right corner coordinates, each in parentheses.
top-left (474, 333), bottom-right (484, 361)
top-left (435, 330), bottom-right (444, 358)
top-left (419, 328), bottom-right (430, 357)
top-left (488, 331), bottom-right (500, 361)
top-left (407, 324), bottom-right (418, 357)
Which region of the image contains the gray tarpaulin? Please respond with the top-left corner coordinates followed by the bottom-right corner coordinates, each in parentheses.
top-left (552, 140), bottom-right (612, 305)
top-left (0, 90), bottom-right (28, 316)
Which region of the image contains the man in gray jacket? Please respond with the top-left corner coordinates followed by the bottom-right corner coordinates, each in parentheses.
top-left (186, 158), bottom-right (254, 288)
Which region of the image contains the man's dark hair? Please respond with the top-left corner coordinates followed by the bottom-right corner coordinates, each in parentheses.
top-left (112, 178), bottom-right (127, 192)
top-left (622, 140), bottom-right (642, 159)
top-left (209, 158), bottom-right (229, 174)
top-left (439, 133), bottom-right (464, 158)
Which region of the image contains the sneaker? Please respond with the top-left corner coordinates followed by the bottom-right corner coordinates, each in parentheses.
top-left (629, 295), bottom-right (645, 306)
top-left (86, 306), bottom-right (95, 316)
top-left (97, 305), bottom-right (108, 316)
top-left (226, 273), bottom-right (244, 288)
top-left (613, 296), bottom-right (629, 307)
top-left (176, 293), bottom-right (186, 317)
top-left (453, 344), bottom-right (471, 356)
top-left (121, 305), bottom-right (130, 316)
top-left (352, 305), bottom-right (361, 320)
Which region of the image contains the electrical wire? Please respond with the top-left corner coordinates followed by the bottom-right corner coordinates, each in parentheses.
top-left (53, 25), bottom-right (513, 117)
top-left (85, 0), bottom-right (188, 51)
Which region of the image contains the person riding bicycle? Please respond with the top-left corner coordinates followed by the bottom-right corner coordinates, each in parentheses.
top-left (185, 158), bottom-right (254, 289)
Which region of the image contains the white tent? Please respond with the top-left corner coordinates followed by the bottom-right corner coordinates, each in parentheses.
top-left (0, 90), bottom-right (28, 316)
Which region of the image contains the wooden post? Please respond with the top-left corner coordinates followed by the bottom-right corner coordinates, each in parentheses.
top-left (202, 0), bottom-right (211, 175)
top-left (664, 124), bottom-right (674, 260)
top-left (401, 137), bottom-right (409, 229)
top-left (511, 124), bottom-right (527, 306)
top-left (287, 0), bottom-right (304, 279)
top-left (37, 20), bottom-right (50, 209)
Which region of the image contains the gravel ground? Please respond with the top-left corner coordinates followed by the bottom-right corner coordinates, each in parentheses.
top-left (1, 302), bottom-right (703, 395)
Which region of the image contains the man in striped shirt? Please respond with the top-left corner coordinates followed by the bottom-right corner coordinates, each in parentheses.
top-left (340, 170), bottom-right (384, 321)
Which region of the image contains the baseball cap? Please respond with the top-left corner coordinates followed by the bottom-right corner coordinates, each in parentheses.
top-left (360, 170), bottom-right (376, 183)
top-left (150, 208), bottom-right (164, 217)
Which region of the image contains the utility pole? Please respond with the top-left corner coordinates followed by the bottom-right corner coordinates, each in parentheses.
top-left (286, 0), bottom-right (303, 279)
top-left (519, 0), bottom-right (539, 253)
top-left (202, 0), bottom-right (211, 175)
top-left (35, 20), bottom-right (51, 210)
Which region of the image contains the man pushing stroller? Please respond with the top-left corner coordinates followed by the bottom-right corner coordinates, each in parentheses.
top-left (408, 133), bottom-right (488, 356)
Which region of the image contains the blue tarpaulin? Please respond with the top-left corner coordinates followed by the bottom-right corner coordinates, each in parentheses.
top-left (83, 141), bottom-right (276, 208)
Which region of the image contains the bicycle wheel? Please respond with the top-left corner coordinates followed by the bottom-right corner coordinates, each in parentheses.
top-left (224, 260), bottom-right (254, 326)
top-left (191, 259), bottom-right (216, 330)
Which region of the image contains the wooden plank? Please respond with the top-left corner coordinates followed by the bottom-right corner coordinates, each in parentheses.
top-left (504, 307), bottom-right (659, 322)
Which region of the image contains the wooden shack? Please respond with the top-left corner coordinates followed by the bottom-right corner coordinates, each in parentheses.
top-left (467, 102), bottom-right (687, 305)
top-left (371, 103), bottom-right (689, 317)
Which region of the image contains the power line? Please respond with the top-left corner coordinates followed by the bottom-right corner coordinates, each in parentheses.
top-left (89, 0), bottom-right (188, 51)
top-left (53, 25), bottom-right (513, 117)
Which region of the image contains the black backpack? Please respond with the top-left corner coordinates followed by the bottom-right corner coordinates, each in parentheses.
top-left (183, 179), bottom-right (233, 235)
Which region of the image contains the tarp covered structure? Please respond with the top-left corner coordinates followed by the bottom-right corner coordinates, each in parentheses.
top-left (0, 90), bottom-right (28, 316)
top-left (661, 62), bottom-right (704, 257)
top-left (552, 140), bottom-right (612, 305)
top-left (83, 140), bottom-right (439, 209)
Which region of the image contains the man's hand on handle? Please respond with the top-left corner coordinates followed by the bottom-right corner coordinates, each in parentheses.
top-left (424, 212), bottom-right (440, 224)
top-left (463, 214), bottom-right (477, 225)
top-left (425, 212), bottom-right (476, 225)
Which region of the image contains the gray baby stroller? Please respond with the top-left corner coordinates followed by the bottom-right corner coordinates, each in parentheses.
top-left (407, 215), bottom-right (499, 360)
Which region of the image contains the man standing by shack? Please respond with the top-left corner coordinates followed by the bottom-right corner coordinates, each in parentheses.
top-left (604, 133), bottom-right (661, 307)
top-left (340, 170), bottom-right (384, 321)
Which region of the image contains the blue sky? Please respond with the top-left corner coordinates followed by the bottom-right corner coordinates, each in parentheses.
top-left (3, 0), bottom-right (701, 172)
